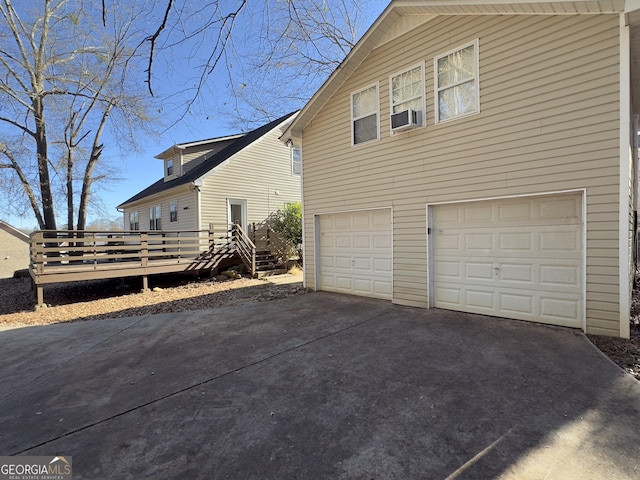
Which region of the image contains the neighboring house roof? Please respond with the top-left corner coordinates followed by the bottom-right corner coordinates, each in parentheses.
top-left (119, 111), bottom-right (298, 208)
top-left (0, 220), bottom-right (30, 243)
top-left (154, 134), bottom-right (246, 160)
top-left (282, 0), bottom-right (637, 140)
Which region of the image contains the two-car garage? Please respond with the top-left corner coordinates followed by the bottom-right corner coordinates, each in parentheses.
top-left (315, 192), bottom-right (584, 330)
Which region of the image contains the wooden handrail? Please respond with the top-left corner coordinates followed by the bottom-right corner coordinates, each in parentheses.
top-left (229, 224), bottom-right (256, 276)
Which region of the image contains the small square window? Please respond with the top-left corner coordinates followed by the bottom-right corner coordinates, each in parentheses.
top-left (351, 84), bottom-right (379, 145)
top-left (435, 40), bottom-right (479, 123)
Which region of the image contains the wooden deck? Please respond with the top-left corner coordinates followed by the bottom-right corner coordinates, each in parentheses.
top-left (29, 226), bottom-right (258, 307)
top-left (29, 224), bottom-right (294, 308)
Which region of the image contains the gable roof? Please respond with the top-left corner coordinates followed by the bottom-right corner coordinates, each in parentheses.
top-left (154, 133), bottom-right (246, 160)
top-left (0, 220), bottom-right (30, 243)
top-left (282, 0), bottom-right (632, 141)
top-left (119, 111), bottom-right (298, 208)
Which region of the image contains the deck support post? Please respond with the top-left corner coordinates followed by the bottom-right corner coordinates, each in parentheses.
top-left (142, 275), bottom-right (149, 292)
top-left (35, 284), bottom-right (44, 309)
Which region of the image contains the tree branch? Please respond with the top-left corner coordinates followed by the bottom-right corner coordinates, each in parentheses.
top-left (142, 0), bottom-right (173, 96)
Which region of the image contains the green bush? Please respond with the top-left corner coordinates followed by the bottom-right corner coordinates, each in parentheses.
top-left (269, 202), bottom-right (302, 261)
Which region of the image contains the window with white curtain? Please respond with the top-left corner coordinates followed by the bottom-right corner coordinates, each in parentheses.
top-left (390, 64), bottom-right (425, 127)
top-left (435, 40), bottom-right (479, 123)
top-left (351, 84), bottom-right (379, 145)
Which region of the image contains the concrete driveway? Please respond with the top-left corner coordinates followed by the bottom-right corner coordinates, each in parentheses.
top-left (1, 292), bottom-right (639, 479)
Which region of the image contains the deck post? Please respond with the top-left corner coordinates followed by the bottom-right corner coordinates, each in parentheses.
top-left (35, 284), bottom-right (44, 308)
top-left (208, 223), bottom-right (215, 248)
top-left (142, 275), bottom-right (149, 292)
top-left (141, 232), bottom-right (148, 267)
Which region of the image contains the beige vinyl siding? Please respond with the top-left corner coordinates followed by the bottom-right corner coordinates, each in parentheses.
top-left (200, 125), bottom-right (301, 233)
top-left (182, 139), bottom-right (237, 175)
top-left (0, 230), bottom-right (29, 278)
top-left (302, 14), bottom-right (620, 335)
top-left (123, 187), bottom-right (198, 232)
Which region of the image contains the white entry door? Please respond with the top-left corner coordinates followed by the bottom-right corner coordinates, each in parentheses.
top-left (228, 198), bottom-right (247, 232)
top-left (318, 209), bottom-right (392, 300)
top-left (431, 193), bottom-right (583, 328)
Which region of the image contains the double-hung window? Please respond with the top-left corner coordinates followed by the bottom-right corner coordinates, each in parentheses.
top-left (390, 64), bottom-right (425, 131)
top-left (435, 40), bottom-right (479, 123)
top-left (170, 201), bottom-right (178, 222)
top-left (150, 205), bottom-right (161, 230)
top-left (129, 211), bottom-right (139, 231)
top-left (166, 159), bottom-right (173, 176)
top-left (292, 148), bottom-right (301, 176)
top-left (351, 83), bottom-right (379, 145)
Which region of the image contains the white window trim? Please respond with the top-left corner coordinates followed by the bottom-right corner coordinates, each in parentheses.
top-left (389, 62), bottom-right (426, 135)
top-left (350, 82), bottom-right (380, 147)
top-left (292, 147), bottom-right (301, 176)
top-left (434, 39), bottom-right (480, 124)
top-left (166, 159), bottom-right (174, 177)
top-left (150, 205), bottom-right (161, 230)
top-left (227, 198), bottom-right (247, 232)
top-left (169, 200), bottom-right (178, 222)
top-left (129, 211), bottom-right (139, 231)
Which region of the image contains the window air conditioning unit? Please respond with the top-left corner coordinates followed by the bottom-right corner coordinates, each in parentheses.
top-left (391, 109), bottom-right (420, 132)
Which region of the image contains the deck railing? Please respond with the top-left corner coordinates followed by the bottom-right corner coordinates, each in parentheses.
top-left (30, 229), bottom-right (212, 274)
top-left (250, 223), bottom-right (294, 266)
top-left (230, 224), bottom-right (256, 275)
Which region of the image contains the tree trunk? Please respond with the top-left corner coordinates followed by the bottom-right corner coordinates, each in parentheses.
top-left (77, 102), bottom-right (112, 231)
top-left (67, 147), bottom-right (74, 231)
top-left (34, 98), bottom-right (56, 230)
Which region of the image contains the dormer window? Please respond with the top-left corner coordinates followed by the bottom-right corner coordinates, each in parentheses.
top-left (167, 159), bottom-right (174, 176)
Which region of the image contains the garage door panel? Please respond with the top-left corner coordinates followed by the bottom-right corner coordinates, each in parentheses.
top-left (500, 263), bottom-right (533, 283)
top-left (335, 256), bottom-right (352, 269)
top-left (434, 233), bottom-right (461, 254)
top-left (467, 290), bottom-right (496, 309)
top-left (539, 230), bottom-right (581, 255)
top-left (374, 258), bottom-right (392, 273)
top-left (319, 210), bottom-right (392, 300)
top-left (540, 264), bottom-right (580, 288)
top-left (335, 235), bottom-right (352, 248)
top-left (499, 232), bottom-right (532, 252)
top-left (464, 262), bottom-right (494, 280)
top-left (465, 233), bottom-right (493, 251)
top-left (540, 297), bottom-right (580, 323)
top-left (432, 194), bottom-right (583, 328)
top-left (353, 257), bottom-right (372, 272)
top-left (500, 293), bottom-right (533, 315)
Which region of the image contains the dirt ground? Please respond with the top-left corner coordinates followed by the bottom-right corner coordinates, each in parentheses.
top-left (0, 273), bottom-right (638, 381)
top-left (0, 273), bottom-right (306, 327)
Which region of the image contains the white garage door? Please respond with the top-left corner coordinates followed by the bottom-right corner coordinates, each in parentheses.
top-left (431, 194), bottom-right (583, 328)
top-left (318, 209), bottom-right (392, 300)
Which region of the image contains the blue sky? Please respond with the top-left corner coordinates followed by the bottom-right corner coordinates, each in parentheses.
top-left (3, 1), bottom-right (389, 230)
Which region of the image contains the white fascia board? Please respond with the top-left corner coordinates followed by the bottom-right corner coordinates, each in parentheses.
top-left (620, 14), bottom-right (632, 339)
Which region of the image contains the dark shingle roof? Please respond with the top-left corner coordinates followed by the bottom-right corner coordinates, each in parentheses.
top-left (118, 111), bottom-right (297, 207)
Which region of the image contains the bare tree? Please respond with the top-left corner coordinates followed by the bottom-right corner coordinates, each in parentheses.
top-left (0, 0), bottom-right (374, 230)
top-left (0, 0), bottom-right (155, 230)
